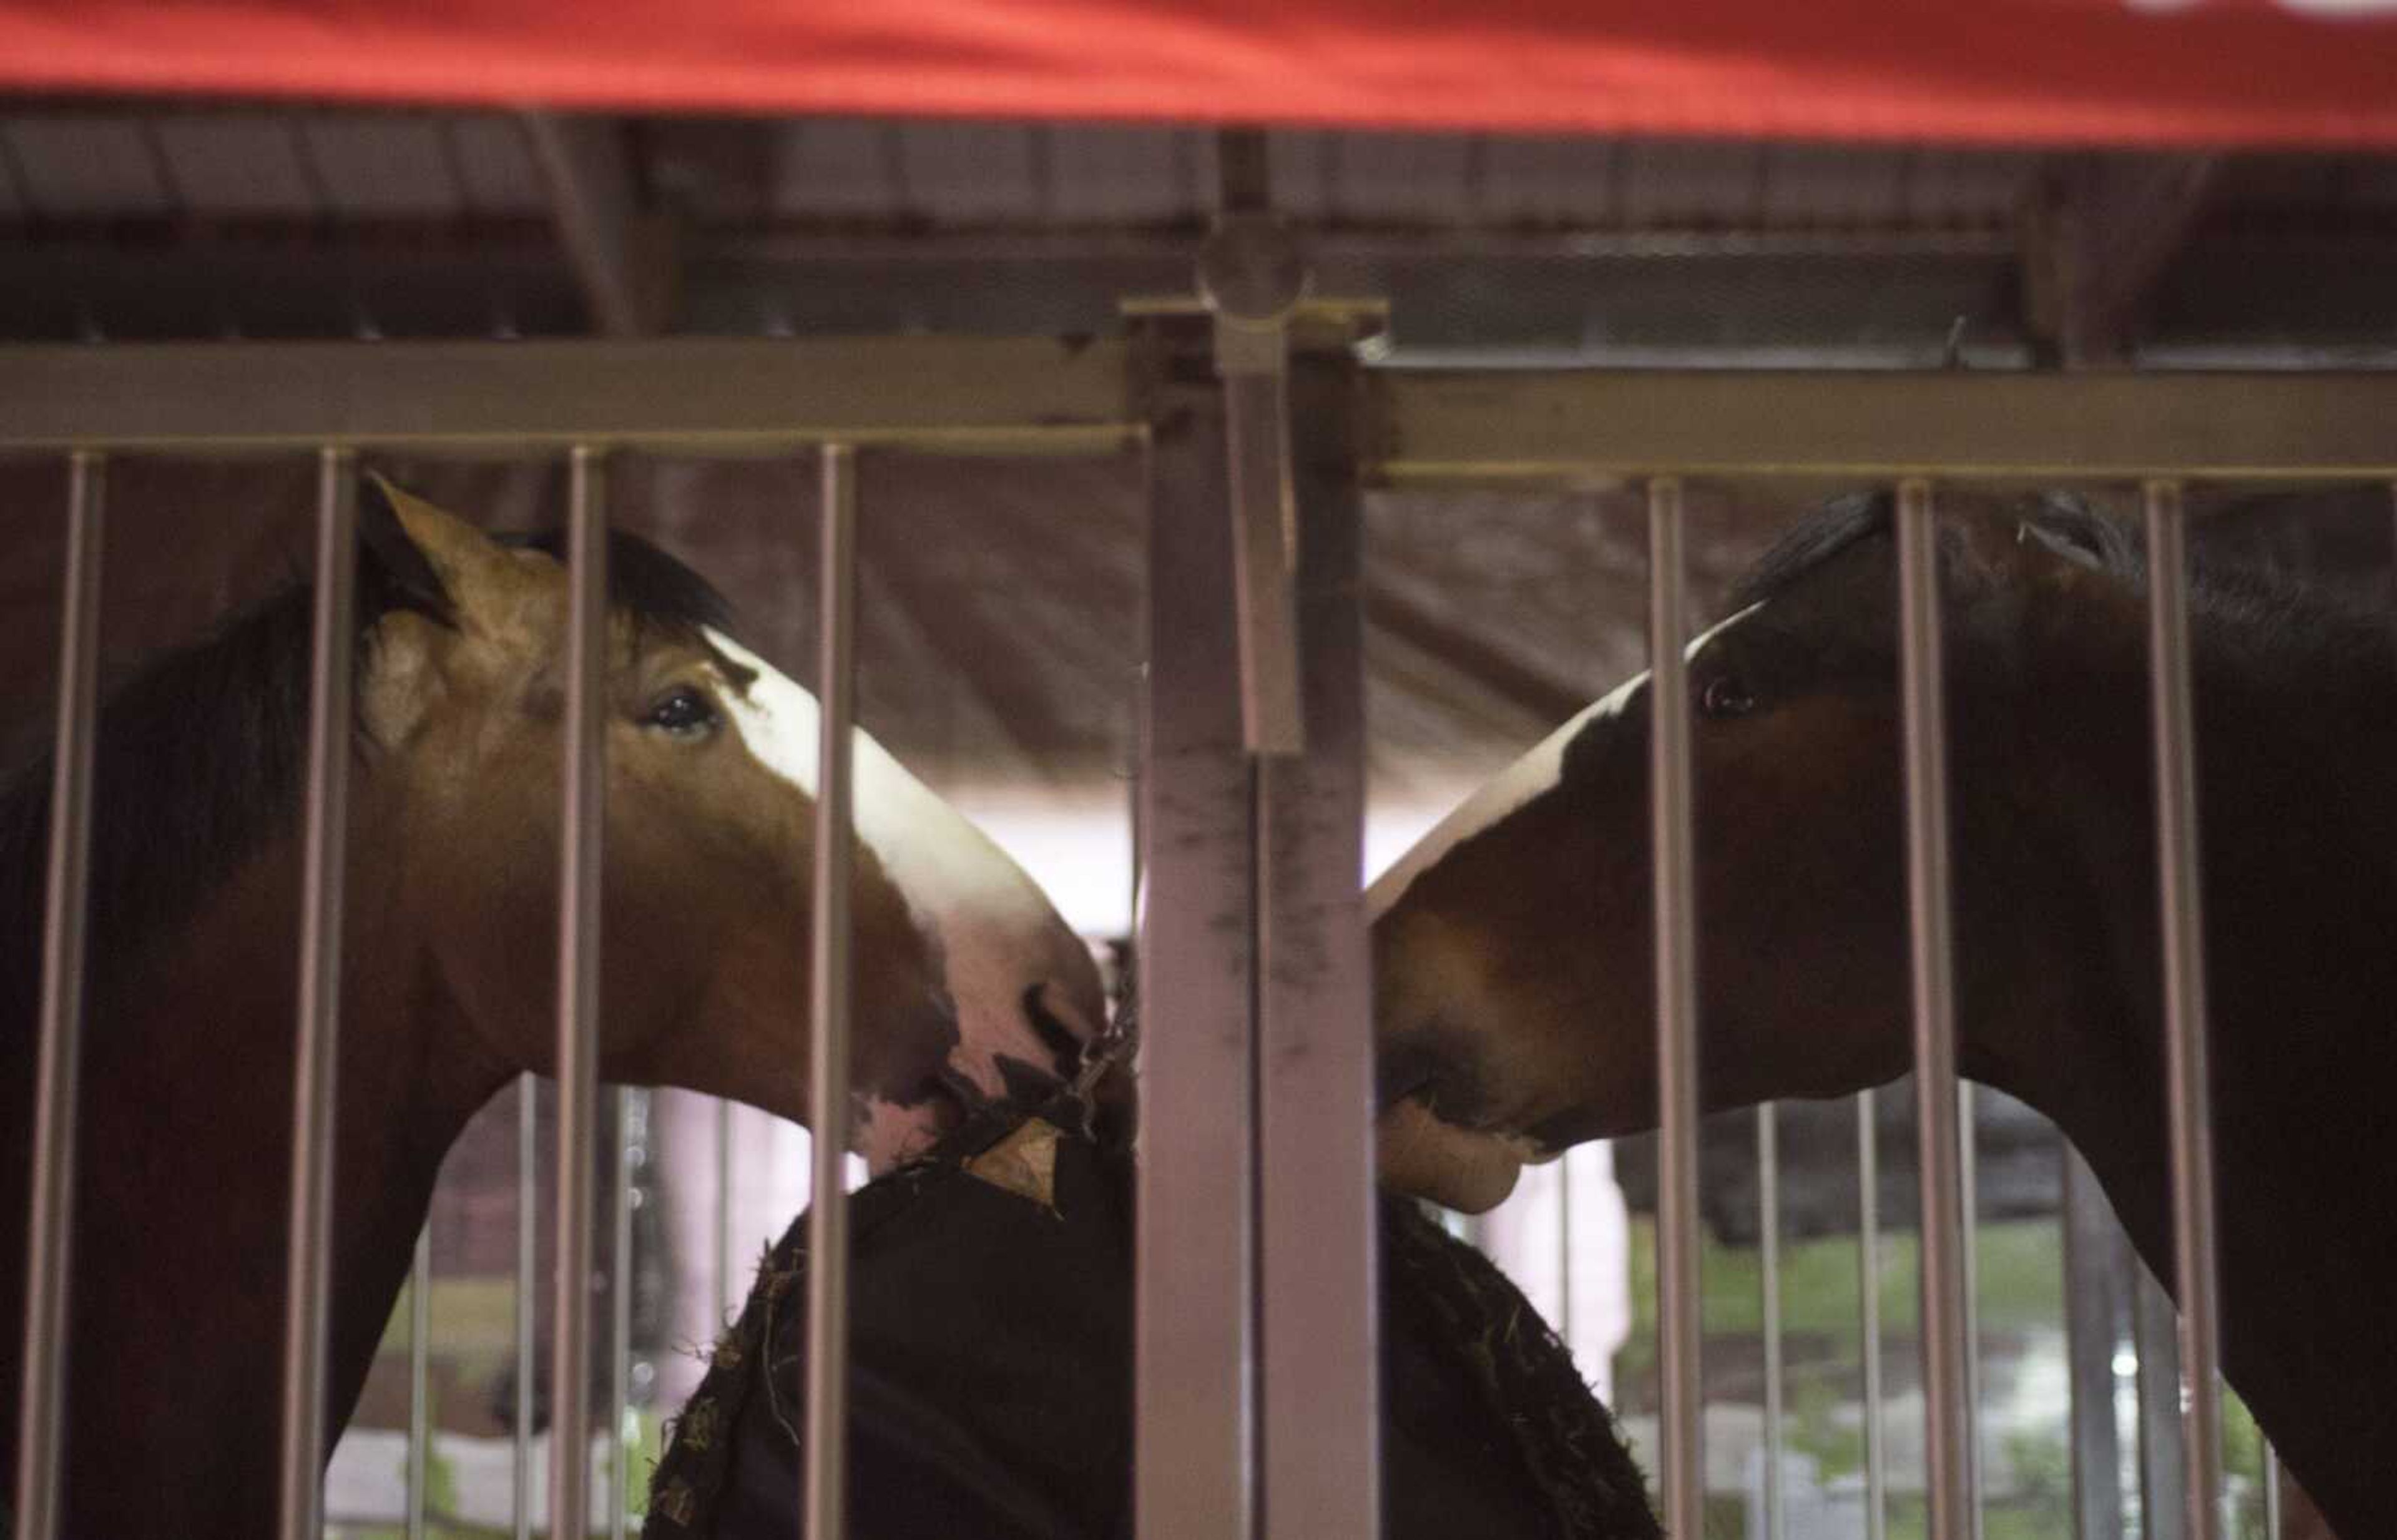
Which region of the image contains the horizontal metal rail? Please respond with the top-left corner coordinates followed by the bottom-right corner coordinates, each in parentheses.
top-left (7, 345), bottom-right (2397, 481)
top-left (1373, 369), bottom-right (2397, 481)
top-left (14, 345), bottom-right (2397, 477)
top-left (0, 337), bottom-right (1137, 454)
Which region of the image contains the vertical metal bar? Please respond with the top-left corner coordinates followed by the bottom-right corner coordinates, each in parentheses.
top-left (14, 451), bottom-right (105, 1540)
top-left (1856, 1089), bottom-right (1888, 1540)
top-left (1959, 1082), bottom-right (1984, 1540)
top-left (516, 1074), bottom-right (537, 1540)
top-left (550, 444), bottom-right (610, 1540)
top-left (2135, 1267), bottom-right (2188, 1540)
top-left (2144, 479), bottom-right (2222, 1540)
top-left (408, 1225), bottom-right (432, 1540)
top-left (1896, 476), bottom-right (1976, 1540)
top-left (715, 1099), bottom-right (737, 1327)
top-left (1136, 331), bottom-right (1258, 1540)
top-left (1223, 367), bottom-right (1305, 755)
top-left (1758, 1102), bottom-right (1784, 1540)
top-left (2262, 1444), bottom-right (2282, 1540)
top-left (1557, 1151), bottom-right (1574, 1345)
top-left (1647, 474), bottom-right (1705, 1540)
top-left (2064, 1146), bottom-right (2129, 1540)
top-left (611, 1087), bottom-right (636, 1540)
top-left (1256, 353), bottom-right (1376, 1540)
top-left (278, 446), bottom-right (359, 1540)
top-left (805, 443), bottom-right (861, 1540)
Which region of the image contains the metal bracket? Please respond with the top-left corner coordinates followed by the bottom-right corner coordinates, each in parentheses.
top-left (1197, 210), bottom-right (1312, 757)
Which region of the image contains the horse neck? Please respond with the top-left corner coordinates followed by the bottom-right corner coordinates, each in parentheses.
top-left (1949, 601), bottom-right (2397, 1506)
top-left (1, 793), bottom-right (511, 1525)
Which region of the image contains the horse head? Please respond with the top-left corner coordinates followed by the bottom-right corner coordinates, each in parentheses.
top-left (358, 481), bottom-right (1107, 1169)
top-left (1368, 488), bottom-right (2150, 1213)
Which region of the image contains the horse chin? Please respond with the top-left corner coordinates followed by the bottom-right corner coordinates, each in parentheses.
top-left (1376, 1096), bottom-right (1534, 1215)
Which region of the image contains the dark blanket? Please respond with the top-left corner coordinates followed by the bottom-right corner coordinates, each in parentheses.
top-left (645, 1096), bottom-right (1661, 1540)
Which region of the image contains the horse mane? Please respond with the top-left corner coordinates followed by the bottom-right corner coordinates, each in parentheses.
top-left (0, 525), bottom-right (735, 1036)
top-left (1727, 488), bottom-right (2394, 698)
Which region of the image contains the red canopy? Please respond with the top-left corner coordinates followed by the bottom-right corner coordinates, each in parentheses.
top-left (4, 0), bottom-right (2397, 146)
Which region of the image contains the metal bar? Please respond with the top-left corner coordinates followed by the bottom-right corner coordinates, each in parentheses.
top-left (1647, 474), bottom-right (1704, 1540)
top-left (13, 451), bottom-right (105, 1540)
top-left (2263, 1443), bottom-right (2283, 1540)
top-left (1373, 370), bottom-right (2397, 483)
top-left (1758, 1102), bottom-right (1784, 1540)
top-left (2064, 1145), bottom-right (2129, 1540)
top-left (2135, 1266), bottom-right (2187, 1540)
top-left (408, 1225), bottom-right (431, 1540)
top-left (0, 337), bottom-right (1135, 454)
top-left (1256, 354), bottom-right (1377, 1540)
top-left (1960, 1082), bottom-right (1984, 1540)
top-left (1135, 333), bottom-right (1260, 1540)
top-left (277, 446), bottom-right (359, 1540)
top-left (1896, 477), bottom-right (1976, 1540)
top-left (805, 443), bottom-right (861, 1540)
top-left (1224, 366), bottom-right (1305, 755)
top-left (2144, 479), bottom-right (2223, 1540)
top-left (515, 1074), bottom-right (537, 1540)
top-left (1557, 1154), bottom-right (1574, 1346)
top-left (1857, 1088), bottom-right (1888, 1540)
top-left (716, 1099), bottom-right (737, 1327)
top-left (611, 1087), bottom-right (636, 1540)
top-left (550, 444), bottom-right (610, 1540)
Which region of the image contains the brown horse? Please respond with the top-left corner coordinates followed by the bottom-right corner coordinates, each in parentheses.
top-left (0, 481), bottom-right (1105, 1536)
top-left (1369, 488), bottom-right (2396, 1539)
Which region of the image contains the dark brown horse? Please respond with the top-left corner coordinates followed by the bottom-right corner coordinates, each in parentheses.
top-left (1368, 488), bottom-right (2396, 1539)
top-left (0, 481), bottom-right (1105, 1536)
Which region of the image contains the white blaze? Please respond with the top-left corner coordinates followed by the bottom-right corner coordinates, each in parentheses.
top-left (1365, 601), bottom-right (1767, 918)
top-left (704, 629), bottom-right (1096, 1151)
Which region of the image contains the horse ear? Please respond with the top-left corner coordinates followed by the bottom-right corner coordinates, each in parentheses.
top-left (359, 474), bottom-right (458, 627)
top-left (2016, 519), bottom-right (2112, 576)
top-left (361, 473), bottom-right (526, 627)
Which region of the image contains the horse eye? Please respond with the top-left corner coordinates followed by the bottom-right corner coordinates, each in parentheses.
top-left (645, 685), bottom-right (719, 738)
top-left (1700, 675), bottom-right (1758, 719)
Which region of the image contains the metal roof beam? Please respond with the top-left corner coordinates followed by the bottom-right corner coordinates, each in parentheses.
top-left (522, 113), bottom-right (677, 336)
top-left (2025, 153), bottom-right (2222, 367)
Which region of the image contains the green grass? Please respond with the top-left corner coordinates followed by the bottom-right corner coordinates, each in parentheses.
top-left (1611, 1213), bottom-right (2066, 1396)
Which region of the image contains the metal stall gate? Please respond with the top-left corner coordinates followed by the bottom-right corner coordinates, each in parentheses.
top-left (7, 339), bottom-right (2397, 1540)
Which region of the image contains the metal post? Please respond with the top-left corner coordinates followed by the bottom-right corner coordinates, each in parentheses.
top-left (1759, 1102), bottom-right (1784, 1540)
top-left (408, 1225), bottom-right (432, 1540)
top-left (2135, 1267), bottom-right (2187, 1540)
top-left (1136, 323), bottom-right (1260, 1540)
top-left (2262, 1444), bottom-right (2283, 1540)
top-left (1256, 352), bottom-right (1378, 1540)
top-left (551, 444), bottom-right (610, 1540)
top-left (715, 1099), bottom-right (737, 1327)
top-left (278, 446), bottom-right (359, 1540)
top-left (1557, 1152), bottom-right (1574, 1345)
top-left (14, 451), bottom-right (106, 1540)
top-left (1856, 1089), bottom-right (1888, 1540)
top-left (516, 1074), bottom-right (537, 1540)
top-left (1647, 474), bottom-right (1705, 1540)
top-left (1200, 135), bottom-right (1309, 757)
top-left (1896, 477), bottom-right (1976, 1540)
top-left (1959, 1082), bottom-right (1984, 1540)
top-left (2064, 1145), bottom-right (2130, 1540)
top-left (2144, 477), bottom-right (2222, 1540)
top-left (612, 1087), bottom-right (636, 1540)
top-left (805, 443), bottom-right (860, 1540)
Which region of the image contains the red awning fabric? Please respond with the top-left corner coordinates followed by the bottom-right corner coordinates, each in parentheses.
top-left (4, 0), bottom-right (2397, 147)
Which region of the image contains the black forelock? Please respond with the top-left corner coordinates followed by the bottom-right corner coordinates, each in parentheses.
top-left (512, 527), bottom-right (737, 639)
